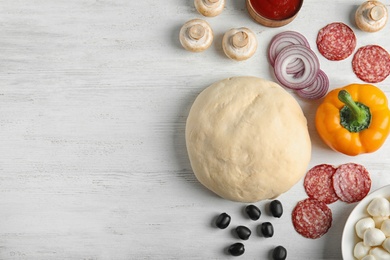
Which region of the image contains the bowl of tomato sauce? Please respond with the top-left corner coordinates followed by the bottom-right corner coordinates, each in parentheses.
top-left (246, 0), bottom-right (303, 27)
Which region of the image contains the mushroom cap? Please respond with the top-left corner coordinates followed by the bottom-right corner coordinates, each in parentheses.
top-left (355, 1), bottom-right (388, 32)
top-left (222, 27), bottom-right (257, 61)
top-left (194, 0), bottom-right (225, 17)
top-left (179, 19), bottom-right (213, 52)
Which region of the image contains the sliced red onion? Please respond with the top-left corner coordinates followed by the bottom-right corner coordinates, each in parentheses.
top-left (274, 45), bottom-right (320, 90)
top-left (268, 31), bottom-right (310, 67)
top-left (293, 68), bottom-right (305, 79)
top-left (287, 58), bottom-right (305, 74)
top-left (296, 70), bottom-right (329, 99)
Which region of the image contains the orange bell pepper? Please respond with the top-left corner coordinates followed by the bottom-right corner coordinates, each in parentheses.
top-left (315, 83), bottom-right (390, 156)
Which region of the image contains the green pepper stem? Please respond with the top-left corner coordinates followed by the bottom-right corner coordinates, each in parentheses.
top-left (338, 90), bottom-right (367, 125)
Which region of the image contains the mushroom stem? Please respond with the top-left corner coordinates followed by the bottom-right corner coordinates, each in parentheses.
top-left (232, 32), bottom-right (249, 48)
top-left (188, 24), bottom-right (205, 40)
top-left (369, 5), bottom-right (385, 21)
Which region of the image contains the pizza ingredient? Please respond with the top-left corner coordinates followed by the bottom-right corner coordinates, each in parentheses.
top-left (355, 1), bottom-right (388, 32)
top-left (215, 204), bottom-right (289, 256)
top-left (352, 45), bottom-right (390, 83)
top-left (228, 242), bottom-right (245, 256)
top-left (356, 217), bottom-right (376, 239)
top-left (303, 164), bottom-right (338, 204)
top-left (246, 0), bottom-right (303, 27)
top-left (361, 254), bottom-right (376, 260)
top-left (179, 19), bottom-right (214, 52)
top-left (222, 27), bottom-right (257, 61)
top-left (315, 83), bottom-right (390, 156)
top-left (272, 245), bottom-right (287, 260)
top-left (297, 163), bottom-right (370, 239)
top-left (354, 242), bottom-right (371, 259)
top-left (260, 222), bottom-right (274, 238)
top-left (292, 198), bottom-right (332, 239)
top-left (236, 226), bottom-right (251, 240)
top-left (268, 31), bottom-right (310, 67)
top-left (332, 163), bottom-right (371, 203)
top-left (270, 200), bottom-right (283, 218)
top-left (370, 247), bottom-right (390, 259)
top-left (364, 228), bottom-right (386, 246)
top-left (381, 220), bottom-right (390, 236)
top-left (186, 77), bottom-right (311, 202)
top-left (194, 0), bottom-right (225, 17)
top-left (383, 238), bottom-right (390, 253)
top-left (273, 45), bottom-right (320, 90)
top-left (269, 31), bottom-right (329, 99)
top-left (354, 197), bottom-right (390, 259)
top-left (316, 22), bottom-right (356, 61)
top-left (296, 69), bottom-right (329, 100)
top-left (367, 197), bottom-right (390, 217)
top-left (216, 212), bottom-right (231, 229)
top-left (247, 0), bottom-right (302, 20)
top-left (245, 204), bottom-right (261, 220)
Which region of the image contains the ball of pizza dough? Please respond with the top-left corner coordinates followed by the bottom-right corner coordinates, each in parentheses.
top-left (185, 77), bottom-right (311, 202)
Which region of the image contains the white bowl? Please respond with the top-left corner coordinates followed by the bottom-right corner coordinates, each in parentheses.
top-left (341, 185), bottom-right (390, 259)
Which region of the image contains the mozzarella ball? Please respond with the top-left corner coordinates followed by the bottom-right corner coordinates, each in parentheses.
top-left (362, 255), bottom-right (377, 260)
top-left (354, 241), bottom-right (371, 259)
top-left (364, 228), bottom-right (386, 246)
top-left (383, 238), bottom-right (390, 253)
top-left (381, 219), bottom-right (390, 237)
top-left (370, 247), bottom-right (390, 259)
top-left (375, 216), bottom-right (390, 229)
top-left (357, 218), bottom-right (376, 239)
top-left (367, 197), bottom-right (390, 217)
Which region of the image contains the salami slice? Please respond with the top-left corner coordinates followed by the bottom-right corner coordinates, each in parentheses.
top-left (292, 198), bottom-right (332, 239)
top-left (352, 45), bottom-right (390, 83)
top-left (316, 22), bottom-right (356, 61)
top-left (304, 164), bottom-right (339, 204)
top-left (332, 163), bottom-right (371, 203)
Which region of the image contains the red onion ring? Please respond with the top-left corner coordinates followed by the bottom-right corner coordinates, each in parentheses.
top-left (274, 45), bottom-right (320, 90)
top-left (293, 69), bottom-right (305, 79)
top-left (268, 31), bottom-right (310, 67)
top-left (287, 59), bottom-right (305, 75)
top-left (296, 70), bottom-right (329, 99)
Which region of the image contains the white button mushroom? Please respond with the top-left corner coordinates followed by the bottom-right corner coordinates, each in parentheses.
top-left (355, 1), bottom-right (388, 32)
top-left (367, 197), bottom-right (390, 217)
top-left (194, 0), bottom-right (225, 17)
top-left (222, 27), bottom-right (257, 61)
top-left (179, 19), bottom-right (214, 52)
top-left (370, 247), bottom-right (390, 260)
top-left (362, 255), bottom-right (377, 260)
top-left (354, 241), bottom-right (372, 259)
top-left (364, 228), bottom-right (386, 247)
top-left (357, 217), bottom-right (376, 239)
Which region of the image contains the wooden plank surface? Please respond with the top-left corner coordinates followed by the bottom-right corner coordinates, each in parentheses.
top-left (1, 0), bottom-right (390, 259)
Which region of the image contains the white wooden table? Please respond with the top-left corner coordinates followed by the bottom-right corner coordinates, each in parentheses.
top-left (1, 0), bottom-right (390, 259)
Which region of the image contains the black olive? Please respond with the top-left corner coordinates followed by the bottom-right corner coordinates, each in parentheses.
top-left (260, 222), bottom-right (274, 238)
top-left (215, 212), bottom-right (231, 229)
top-left (228, 242), bottom-right (245, 256)
top-left (245, 204), bottom-right (261, 220)
top-left (272, 245), bottom-right (287, 260)
top-left (270, 200), bottom-right (283, 218)
top-left (236, 225), bottom-right (251, 240)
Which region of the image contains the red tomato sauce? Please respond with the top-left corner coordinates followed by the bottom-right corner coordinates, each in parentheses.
top-left (249, 0), bottom-right (302, 20)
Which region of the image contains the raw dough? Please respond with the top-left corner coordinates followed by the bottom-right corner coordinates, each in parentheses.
top-left (185, 77), bottom-right (311, 202)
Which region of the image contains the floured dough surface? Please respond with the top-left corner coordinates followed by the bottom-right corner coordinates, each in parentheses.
top-left (185, 77), bottom-right (311, 202)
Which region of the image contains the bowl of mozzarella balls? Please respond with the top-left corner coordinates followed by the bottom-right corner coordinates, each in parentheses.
top-left (342, 185), bottom-right (390, 260)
